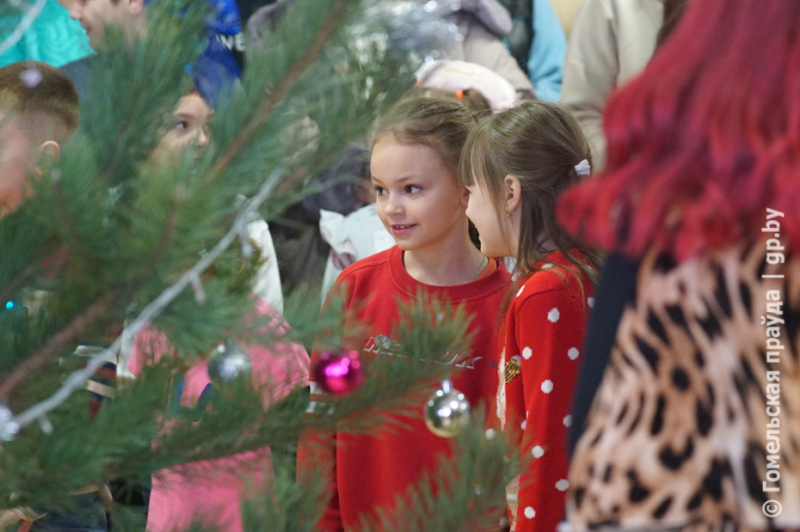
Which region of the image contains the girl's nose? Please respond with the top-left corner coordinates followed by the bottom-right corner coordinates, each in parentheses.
top-left (195, 128), bottom-right (209, 149)
top-left (383, 194), bottom-right (404, 216)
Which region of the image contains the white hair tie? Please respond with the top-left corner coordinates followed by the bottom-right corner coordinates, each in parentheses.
top-left (574, 159), bottom-right (591, 177)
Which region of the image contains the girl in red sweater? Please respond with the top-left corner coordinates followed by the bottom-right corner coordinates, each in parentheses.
top-left (297, 96), bottom-right (510, 531)
top-left (461, 101), bottom-right (600, 532)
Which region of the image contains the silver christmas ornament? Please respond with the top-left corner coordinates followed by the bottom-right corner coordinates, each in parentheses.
top-left (375, 335), bottom-right (393, 350)
top-left (424, 379), bottom-right (471, 438)
top-left (207, 341), bottom-right (252, 385)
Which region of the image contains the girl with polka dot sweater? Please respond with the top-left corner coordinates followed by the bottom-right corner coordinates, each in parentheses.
top-left (460, 101), bottom-right (600, 532)
top-left (498, 251), bottom-right (593, 532)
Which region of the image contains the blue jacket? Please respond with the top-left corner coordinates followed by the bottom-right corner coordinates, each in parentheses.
top-left (527, 0), bottom-right (566, 103)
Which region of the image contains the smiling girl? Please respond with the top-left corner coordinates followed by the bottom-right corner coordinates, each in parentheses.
top-left (297, 96), bottom-right (510, 531)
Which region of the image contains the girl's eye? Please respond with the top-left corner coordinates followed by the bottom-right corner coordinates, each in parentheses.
top-left (175, 121), bottom-right (190, 131)
top-left (405, 185), bottom-right (421, 194)
top-left (374, 186), bottom-right (386, 196)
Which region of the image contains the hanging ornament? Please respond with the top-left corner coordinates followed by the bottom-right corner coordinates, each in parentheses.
top-left (207, 341), bottom-right (252, 385)
top-left (375, 334), bottom-right (393, 350)
top-left (313, 348), bottom-right (364, 396)
top-left (424, 379), bottom-right (470, 438)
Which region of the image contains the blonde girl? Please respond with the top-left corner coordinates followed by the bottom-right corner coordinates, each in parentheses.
top-left (298, 96), bottom-right (510, 531)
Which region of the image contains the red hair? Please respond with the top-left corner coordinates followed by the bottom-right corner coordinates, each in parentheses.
top-left (557, 0), bottom-right (800, 261)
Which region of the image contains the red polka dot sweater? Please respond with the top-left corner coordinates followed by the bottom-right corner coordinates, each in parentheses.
top-left (496, 250), bottom-right (595, 532)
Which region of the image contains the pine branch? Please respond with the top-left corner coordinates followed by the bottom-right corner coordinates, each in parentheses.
top-left (356, 418), bottom-right (516, 532)
top-left (53, 179), bottom-right (100, 270)
top-left (209, 0), bottom-right (356, 180)
top-left (0, 0), bottom-right (354, 422)
top-left (149, 187), bottom-right (188, 268)
top-left (2, 168), bottom-right (284, 433)
top-left (0, 175), bottom-right (183, 402)
top-left (0, 292), bottom-right (116, 401)
top-left (0, 245), bottom-right (68, 306)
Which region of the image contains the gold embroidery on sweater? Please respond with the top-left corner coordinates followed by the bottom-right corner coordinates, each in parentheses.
top-left (505, 356), bottom-right (521, 383)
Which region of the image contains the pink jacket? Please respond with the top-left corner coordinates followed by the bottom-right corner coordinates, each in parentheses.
top-left (128, 298), bottom-right (310, 532)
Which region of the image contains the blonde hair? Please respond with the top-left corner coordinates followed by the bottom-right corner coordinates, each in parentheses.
top-left (461, 101), bottom-right (600, 283)
top-left (0, 61), bottom-right (80, 139)
top-left (403, 86), bottom-right (492, 116)
top-left (372, 96), bottom-right (475, 178)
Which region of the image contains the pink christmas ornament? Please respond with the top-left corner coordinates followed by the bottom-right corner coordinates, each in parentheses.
top-left (313, 349), bottom-right (365, 396)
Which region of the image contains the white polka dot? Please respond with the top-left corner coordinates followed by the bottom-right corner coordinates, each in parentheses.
top-left (474, 484), bottom-right (483, 495)
top-left (548, 308), bottom-right (560, 323)
top-left (517, 286), bottom-right (525, 297)
top-left (568, 347), bottom-right (580, 360)
top-left (532, 445), bottom-right (545, 458)
top-left (541, 380), bottom-right (554, 393)
top-left (555, 479), bottom-right (569, 491)
top-left (522, 347), bottom-right (533, 360)
top-left (563, 415), bottom-right (572, 427)
top-left (520, 420), bottom-right (527, 430)
top-left (587, 297), bottom-right (595, 308)
top-left (485, 429), bottom-right (496, 440)
top-left (542, 263), bottom-right (552, 269)
top-left (524, 507), bottom-right (536, 519)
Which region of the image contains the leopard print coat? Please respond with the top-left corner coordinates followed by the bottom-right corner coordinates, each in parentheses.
top-left (568, 241), bottom-right (800, 531)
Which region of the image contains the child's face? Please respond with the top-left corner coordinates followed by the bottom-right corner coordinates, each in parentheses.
top-left (465, 180), bottom-right (515, 258)
top-left (69, 0), bottom-right (138, 50)
top-left (370, 135), bottom-right (470, 253)
top-left (0, 115), bottom-right (36, 217)
top-left (150, 93), bottom-right (212, 165)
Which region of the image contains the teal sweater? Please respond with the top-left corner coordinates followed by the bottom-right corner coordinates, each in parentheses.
top-left (0, 0), bottom-right (91, 68)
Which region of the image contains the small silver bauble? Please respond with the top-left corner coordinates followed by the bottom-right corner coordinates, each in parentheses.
top-left (375, 335), bottom-right (393, 350)
top-left (424, 379), bottom-right (471, 438)
top-left (207, 341), bottom-right (252, 385)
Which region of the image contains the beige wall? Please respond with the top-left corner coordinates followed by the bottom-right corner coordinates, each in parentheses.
top-left (551, 0), bottom-right (584, 37)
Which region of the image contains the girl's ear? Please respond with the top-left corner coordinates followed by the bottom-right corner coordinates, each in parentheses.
top-left (504, 174), bottom-right (522, 214)
top-left (459, 185), bottom-right (470, 207)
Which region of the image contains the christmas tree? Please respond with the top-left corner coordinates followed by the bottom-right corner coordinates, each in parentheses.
top-left (0, 0), bottom-right (516, 530)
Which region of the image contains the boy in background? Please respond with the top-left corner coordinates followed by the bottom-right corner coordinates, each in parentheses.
top-left (63, 0), bottom-right (241, 108)
top-left (0, 62), bottom-right (105, 532)
top-left (0, 61), bottom-right (80, 217)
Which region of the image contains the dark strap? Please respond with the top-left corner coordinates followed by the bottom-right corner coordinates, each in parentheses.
top-left (568, 253), bottom-right (639, 455)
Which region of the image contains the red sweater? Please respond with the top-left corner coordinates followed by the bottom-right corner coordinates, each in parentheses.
top-left (496, 251), bottom-right (594, 532)
top-left (298, 246), bottom-right (509, 531)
